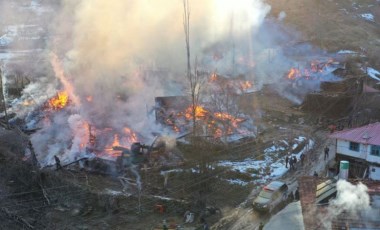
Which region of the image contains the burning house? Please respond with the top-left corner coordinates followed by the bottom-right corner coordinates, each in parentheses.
top-left (154, 73), bottom-right (257, 143)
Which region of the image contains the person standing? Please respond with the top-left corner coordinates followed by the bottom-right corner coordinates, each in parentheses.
top-left (292, 156), bottom-right (297, 170)
top-left (285, 155), bottom-right (289, 168)
top-left (294, 187), bottom-right (300, 200)
top-left (200, 217), bottom-right (209, 230)
top-left (300, 153), bottom-right (305, 166)
top-left (54, 155), bottom-right (61, 170)
top-left (289, 157), bottom-right (294, 171)
top-left (324, 146), bottom-right (330, 160)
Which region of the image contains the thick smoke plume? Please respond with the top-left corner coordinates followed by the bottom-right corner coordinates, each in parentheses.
top-left (3, 1), bottom-right (338, 165)
top-left (25, 0), bottom-right (271, 165)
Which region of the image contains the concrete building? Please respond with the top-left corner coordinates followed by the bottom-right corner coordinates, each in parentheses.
top-left (330, 122), bottom-right (380, 180)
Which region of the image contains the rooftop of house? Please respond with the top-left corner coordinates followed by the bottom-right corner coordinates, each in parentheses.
top-left (329, 122), bottom-right (380, 146)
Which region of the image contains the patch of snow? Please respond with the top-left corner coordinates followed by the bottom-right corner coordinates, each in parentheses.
top-left (160, 169), bottom-right (184, 174)
top-left (191, 168), bottom-right (200, 173)
top-left (269, 161), bottom-right (288, 179)
top-left (217, 138), bottom-right (315, 185)
top-left (360, 13), bottom-right (375, 22)
top-left (294, 136), bottom-right (306, 142)
top-left (264, 145), bottom-right (285, 153)
top-left (224, 179), bottom-right (249, 186)
top-left (104, 189), bottom-right (125, 196)
top-left (337, 50), bottom-right (358, 55)
top-left (366, 67), bottom-right (380, 82)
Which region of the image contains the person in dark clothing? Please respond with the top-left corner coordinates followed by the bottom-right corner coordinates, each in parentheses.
top-left (324, 146), bottom-right (330, 160)
top-left (54, 155), bottom-right (61, 170)
top-left (300, 153), bottom-right (305, 166)
top-left (289, 157), bottom-right (294, 171)
top-left (200, 217), bottom-right (209, 230)
top-left (258, 222), bottom-right (264, 230)
top-left (289, 190), bottom-right (295, 201)
top-left (285, 155), bottom-right (289, 168)
top-left (292, 156), bottom-right (297, 170)
top-left (294, 187), bottom-right (300, 200)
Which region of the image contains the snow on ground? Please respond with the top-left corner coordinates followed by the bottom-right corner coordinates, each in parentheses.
top-left (337, 50), bottom-right (358, 55)
top-left (366, 67), bottom-right (380, 82)
top-left (218, 136), bottom-right (314, 185)
top-left (360, 13), bottom-right (375, 22)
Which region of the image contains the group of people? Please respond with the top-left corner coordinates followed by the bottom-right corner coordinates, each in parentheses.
top-left (285, 155), bottom-right (298, 170)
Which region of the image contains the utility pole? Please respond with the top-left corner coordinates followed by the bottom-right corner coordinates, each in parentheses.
top-left (0, 68), bottom-right (9, 127)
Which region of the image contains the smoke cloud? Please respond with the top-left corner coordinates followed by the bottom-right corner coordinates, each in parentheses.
top-left (4, 1), bottom-right (339, 165)
top-left (12, 0), bottom-right (270, 165)
top-left (318, 180), bottom-right (377, 229)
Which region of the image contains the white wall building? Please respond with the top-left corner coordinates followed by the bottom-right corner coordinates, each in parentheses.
top-left (330, 122), bottom-right (380, 180)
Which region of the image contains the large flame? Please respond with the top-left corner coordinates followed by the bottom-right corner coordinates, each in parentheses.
top-left (185, 105), bottom-right (208, 120)
top-left (286, 59), bottom-right (336, 80)
top-left (48, 91), bottom-right (69, 110)
top-left (287, 67), bottom-right (301, 80)
top-left (50, 53), bottom-right (81, 106)
top-left (102, 128), bottom-right (139, 158)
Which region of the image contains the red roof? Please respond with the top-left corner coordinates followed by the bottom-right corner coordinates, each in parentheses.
top-left (329, 122), bottom-right (380, 145)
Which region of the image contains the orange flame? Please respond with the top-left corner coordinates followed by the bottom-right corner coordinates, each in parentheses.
top-left (48, 91), bottom-right (69, 110)
top-left (103, 134), bottom-right (121, 157)
top-left (240, 80), bottom-right (253, 90)
top-left (86, 96), bottom-right (93, 102)
top-left (123, 127), bottom-right (138, 143)
top-left (185, 105), bottom-right (208, 119)
top-left (50, 53), bottom-right (81, 106)
top-left (210, 73), bottom-right (218, 82)
top-left (287, 68), bottom-right (301, 79)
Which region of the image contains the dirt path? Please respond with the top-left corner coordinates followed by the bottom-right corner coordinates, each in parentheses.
top-left (211, 127), bottom-right (335, 230)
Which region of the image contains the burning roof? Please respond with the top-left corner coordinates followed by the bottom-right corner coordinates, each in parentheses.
top-left (154, 95), bottom-right (256, 142)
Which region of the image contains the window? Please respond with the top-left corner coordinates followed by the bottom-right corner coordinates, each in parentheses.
top-left (371, 145), bottom-right (380, 156)
top-left (349, 142), bottom-right (360, 152)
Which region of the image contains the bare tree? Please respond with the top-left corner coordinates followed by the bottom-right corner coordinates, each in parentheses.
top-left (183, 0), bottom-right (199, 135)
top-left (208, 76), bottom-right (243, 143)
top-left (0, 68), bottom-right (9, 125)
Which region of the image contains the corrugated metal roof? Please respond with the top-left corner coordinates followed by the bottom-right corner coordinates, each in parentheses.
top-left (264, 201), bottom-right (305, 230)
top-left (329, 122), bottom-right (380, 145)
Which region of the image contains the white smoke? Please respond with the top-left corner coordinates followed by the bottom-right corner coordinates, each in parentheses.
top-left (318, 180), bottom-right (375, 229)
top-left (30, 0), bottom-right (272, 164)
top-left (278, 11), bottom-right (286, 21)
top-left (3, 0), bottom-right (340, 165)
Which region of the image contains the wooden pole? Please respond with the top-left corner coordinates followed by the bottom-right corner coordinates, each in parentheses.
top-left (0, 68), bottom-right (9, 128)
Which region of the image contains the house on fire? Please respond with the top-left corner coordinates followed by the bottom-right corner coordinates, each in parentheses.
top-left (330, 122), bottom-right (380, 180)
